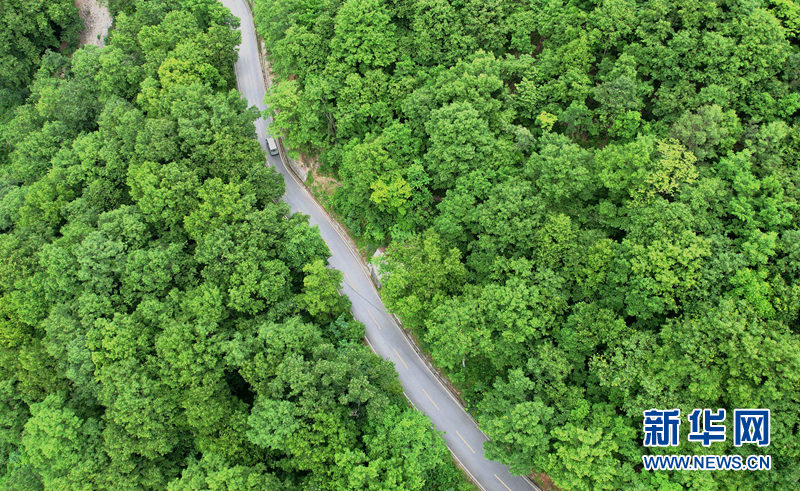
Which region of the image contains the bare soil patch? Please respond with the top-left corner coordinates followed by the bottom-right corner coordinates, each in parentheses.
top-left (75, 0), bottom-right (112, 48)
top-left (305, 153), bottom-right (341, 205)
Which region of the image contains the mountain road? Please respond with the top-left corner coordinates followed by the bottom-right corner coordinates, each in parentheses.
top-left (219, 1), bottom-right (537, 489)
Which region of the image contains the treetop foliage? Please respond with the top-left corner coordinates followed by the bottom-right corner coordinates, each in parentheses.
top-left (257, 0), bottom-right (800, 488)
top-left (0, 0), bottom-right (467, 488)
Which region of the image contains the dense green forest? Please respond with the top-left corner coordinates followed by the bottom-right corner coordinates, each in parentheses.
top-left (0, 0), bottom-right (467, 488)
top-left (0, 0), bottom-right (82, 117)
top-left (256, 0), bottom-right (800, 489)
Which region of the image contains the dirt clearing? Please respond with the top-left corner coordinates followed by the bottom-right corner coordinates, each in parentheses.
top-left (75, 0), bottom-right (112, 47)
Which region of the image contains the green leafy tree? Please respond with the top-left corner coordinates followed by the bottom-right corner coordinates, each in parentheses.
top-left (381, 230), bottom-right (467, 330)
top-left (0, 0), bottom-right (81, 113)
top-left (1, 1), bottom-right (466, 488)
top-left (20, 394), bottom-right (108, 489)
top-left (297, 259), bottom-right (350, 322)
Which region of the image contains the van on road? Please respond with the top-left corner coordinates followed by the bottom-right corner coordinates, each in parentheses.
top-left (266, 137), bottom-right (279, 156)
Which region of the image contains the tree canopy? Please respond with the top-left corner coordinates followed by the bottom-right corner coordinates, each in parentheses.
top-left (0, 0), bottom-right (82, 116)
top-left (0, 0), bottom-right (467, 488)
top-left (257, 0), bottom-right (800, 488)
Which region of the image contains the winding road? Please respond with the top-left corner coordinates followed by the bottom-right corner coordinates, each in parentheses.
top-left (220, 1), bottom-right (536, 489)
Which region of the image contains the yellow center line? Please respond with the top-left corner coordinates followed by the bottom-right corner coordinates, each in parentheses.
top-left (421, 388), bottom-right (440, 411)
top-left (367, 309), bottom-right (381, 330)
top-left (495, 474), bottom-right (512, 491)
top-left (455, 430), bottom-right (475, 453)
top-left (392, 348), bottom-right (409, 369)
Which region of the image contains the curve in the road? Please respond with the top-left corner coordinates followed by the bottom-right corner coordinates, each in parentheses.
top-left (219, 1), bottom-right (538, 489)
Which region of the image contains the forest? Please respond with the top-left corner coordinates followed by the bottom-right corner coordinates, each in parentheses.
top-left (256, 0), bottom-right (800, 489)
top-left (0, 0), bottom-right (468, 488)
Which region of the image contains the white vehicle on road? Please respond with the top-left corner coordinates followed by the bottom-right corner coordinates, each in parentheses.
top-left (266, 136), bottom-right (279, 155)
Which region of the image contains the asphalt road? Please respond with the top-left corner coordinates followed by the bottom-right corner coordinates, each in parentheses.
top-left (219, 1), bottom-right (536, 489)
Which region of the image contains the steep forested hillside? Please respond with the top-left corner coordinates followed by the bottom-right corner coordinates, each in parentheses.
top-left (256, 0), bottom-right (800, 488)
top-left (0, 0), bottom-right (466, 488)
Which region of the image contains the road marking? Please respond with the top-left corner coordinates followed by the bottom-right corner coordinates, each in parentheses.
top-left (392, 348), bottom-right (408, 369)
top-left (341, 272), bottom-right (356, 290)
top-left (403, 391), bottom-right (417, 409)
top-left (495, 474), bottom-right (512, 491)
top-left (421, 388), bottom-right (440, 411)
top-left (395, 328), bottom-right (465, 408)
top-left (455, 431), bottom-right (475, 453)
top-left (446, 447), bottom-right (487, 491)
top-left (367, 309), bottom-right (381, 330)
